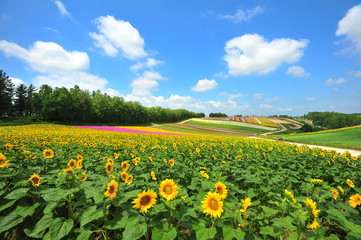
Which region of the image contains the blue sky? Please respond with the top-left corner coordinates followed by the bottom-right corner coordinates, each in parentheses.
top-left (1, 0), bottom-right (361, 116)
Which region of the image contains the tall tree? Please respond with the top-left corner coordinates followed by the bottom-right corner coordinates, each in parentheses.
top-left (14, 84), bottom-right (28, 116)
top-left (0, 70), bottom-right (14, 118)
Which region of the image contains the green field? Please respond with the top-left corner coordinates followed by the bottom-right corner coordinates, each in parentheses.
top-left (279, 126), bottom-right (361, 150)
top-left (184, 120), bottom-right (270, 134)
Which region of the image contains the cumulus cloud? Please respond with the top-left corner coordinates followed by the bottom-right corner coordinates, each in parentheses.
top-left (277, 107), bottom-right (293, 111)
top-left (307, 97), bottom-right (316, 101)
top-left (217, 6), bottom-right (264, 24)
top-left (336, 4), bottom-right (361, 57)
top-left (0, 40), bottom-right (115, 94)
top-left (325, 78), bottom-right (347, 85)
top-left (191, 79), bottom-right (218, 92)
top-left (348, 70), bottom-right (361, 77)
top-left (220, 92), bottom-right (246, 100)
top-left (224, 34), bottom-right (308, 76)
top-left (0, 40), bottom-right (89, 73)
top-left (130, 71), bottom-right (165, 96)
top-left (260, 104), bottom-right (273, 109)
top-left (254, 93), bottom-right (266, 100)
top-left (54, 0), bottom-right (71, 18)
top-left (10, 77), bottom-right (25, 87)
top-left (286, 65), bottom-right (310, 78)
top-left (90, 15), bottom-right (147, 59)
top-left (130, 58), bottom-right (164, 71)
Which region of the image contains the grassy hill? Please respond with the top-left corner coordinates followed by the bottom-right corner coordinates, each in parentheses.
top-left (273, 126), bottom-right (361, 150)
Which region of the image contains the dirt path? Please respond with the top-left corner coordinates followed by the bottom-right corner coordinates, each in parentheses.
top-left (248, 136), bottom-right (361, 156)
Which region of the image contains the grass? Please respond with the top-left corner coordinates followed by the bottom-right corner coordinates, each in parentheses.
top-left (275, 126), bottom-right (361, 150)
top-left (257, 117), bottom-right (280, 128)
top-left (184, 120), bottom-right (270, 134)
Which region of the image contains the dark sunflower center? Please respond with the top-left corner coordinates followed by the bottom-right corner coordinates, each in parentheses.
top-left (209, 198), bottom-right (219, 210)
top-left (216, 187), bottom-right (223, 194)
top-left (109, 186), bottom-right (115, 194)
top-left (140, 196), bottom-right (151, 205)
top-left (32, 177), bottom-right (39, 184)
top-left (164, 186), bottom-right (172, 194)
top-left (46, 151), bottom-right (51, 156)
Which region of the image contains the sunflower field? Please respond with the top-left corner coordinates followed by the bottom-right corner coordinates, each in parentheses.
top-left (0, 124), bottom-right (361, 240)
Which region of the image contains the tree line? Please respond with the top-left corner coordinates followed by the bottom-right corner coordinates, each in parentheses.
top-left (304, 111), bottom-right (361, 129)
top-left (209, 112), bottom-right (228, 117)
top-left (0, 70), bottom-right (205, 124)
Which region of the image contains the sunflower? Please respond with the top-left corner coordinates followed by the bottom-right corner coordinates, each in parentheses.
top-left (240, 197), bottom-right (252, 213)
top-left (337, 186), bottom-right (345, 194)
top-left (104, 180), bottom-right (118, 200)
top-left (346, 179), bottom-right (355, 188)
top-left (310, 179), bottom-right (324, 183)
top-left (120, 171), bottom-right (129, 181)
top-left (0, 153), bottom-right (6, 161)
top-left (125, 175), bottom-right (133, 185)
top-left (43, 149), bottom-right (55, 159)
top-left (79, 172), bottom-right (88, 182)
top-left (29, 173), bottom-right (42, 187)
top-left (133, 158), bottom-right (140, 166)
top-left (214, 182), bottom-right (228, 200)
top-left (159, 179), bottom-right (179, 201)
top-left (330, 189), bottom-right (339, 200)
top-left (168, 159), bottom-right (175, 166)
top-left (77, 155), bottom-right (83, 161)
top-left (308, 219), bottom-right (320, 229)
top-left (76, 159), bottom-right (83, 169)
top-left (132, 190), bottom-right (157, 213)
top-left (63, 168), bottom-right (74, 174)
top-left (200, 171), bottom-right (209, 179)
top-left (284, 189), bottom-right (297, 203)
top-left (0, 160), bottom-right (9, 168)
top-left (121, 161), bottom-right (130, 172)
top-left (304, 198), bottom-right (320, 218)
top-left (67, 159), bottom-right (77, 168)
top-left (114, 153), bottom-right (120, 159)
top-left (348, 193), bottom-right (361, 208)
top-left (201, 191), bottom-right (224, 219)
top-left (150, 171), bottom-right (157, 181)
top-left (107, 158), bottom-right (114, 165)
top-left (105, 162), bottom-right (114, 174)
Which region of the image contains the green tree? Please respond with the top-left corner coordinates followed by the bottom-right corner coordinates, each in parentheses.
top-left (14, 84), bottom-right (28, 116)
top-left (0, 70), bottom-right (14, 118)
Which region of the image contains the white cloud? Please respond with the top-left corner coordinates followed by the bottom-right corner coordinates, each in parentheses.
top-left (191, 79), bottom-right (218, 92)
top-left (224, 34), bottom-right (308, 76)
top-left (336, 4), bottom-right (361, 57)
top-left (286, 65), bottom-right (310, 78)
top-left (348, 70), bottom-right (361, 77)
top-left (130, 58), bottom-right (163, 71)
top-left (254, 93), bottom-right (266, 100)
top-left (218, 6), bottom-right (264, 24)
top-left (277, 107), bottom-right (293, 111)
top-left (10, 77), bottom-right (25, 87)
top-left (326, 78), bottom-right (347, 85)
top-left (260, 104), bottom-right (273, 109)
top-left (130, 71), bottom-right (165, 96)
top-left (0, 40), bottom-right (89, 73)
top-left (90, 15), bottom-right (147, 59)
top-left (307, 97), bottom-right (316, 101)
top-left (33, 72), bottom-right (109, 92)
top-left (54, 1), bottom-right (71, 18)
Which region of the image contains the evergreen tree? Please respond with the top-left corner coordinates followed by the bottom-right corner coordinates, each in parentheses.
top-left (0, 70), bottom-right (14, 118)
top-left (14, 84), bottom-right (28, 116)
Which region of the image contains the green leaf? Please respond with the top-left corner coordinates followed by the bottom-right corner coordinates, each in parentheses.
top-left (261, 206), bottom-right (278, 218)
top-left (105, 211), bottom-right (128, 230)
top-left (259, 226), bottom-right (277, 236)
top-left (152, 226), bottom-right (177, 240)
top-left (288, 232), bottom-right (299, 240)
top-left (80, 206), bottom-right (102, 227)
top-left (42, 187), bottom-right (78, 203)
top-left (222, 225), bottom-right (246, 240)
top-left (272, 216), bottom-right (297, 231)
top-left (43, 202), bottom-right (61, 214)
top-left (122, 221), bottom-right (147, 240)
top-left (27, 213), bottom-right (53, 238)
top-left (16, 202), bottom-right (41, 217)
top-left (76, 228), bottom-right (92, 240)
top-left (49, 218), bottom-right (74, 240)
top-left (0, 210), bottom-right (24, 233)
top-left (0, 199), bottom-right (16, 212)
top-left (4, 187), bottom-right (29, 199)
top-left (196, 227), bottom-right (217, 240)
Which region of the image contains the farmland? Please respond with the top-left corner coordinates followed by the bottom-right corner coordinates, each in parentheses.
top-left (278, 126), bottom-right (361, 151)
top-left (1, 124), bottom-right (361, 239)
